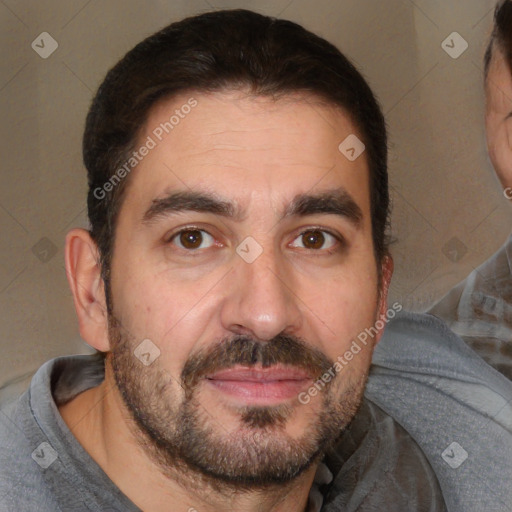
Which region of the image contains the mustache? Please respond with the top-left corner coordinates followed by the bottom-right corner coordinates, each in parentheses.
top-left (180, 333), bottom-right (334, 394)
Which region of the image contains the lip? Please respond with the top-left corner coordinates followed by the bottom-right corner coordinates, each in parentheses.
top-left (205, 366), bottom-right (313, 405)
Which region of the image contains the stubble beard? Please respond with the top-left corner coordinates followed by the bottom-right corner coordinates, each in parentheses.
top-left (107, 314), bottom-right (369, 494)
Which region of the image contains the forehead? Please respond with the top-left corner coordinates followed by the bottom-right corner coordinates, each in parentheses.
top-left (120, 90), bottom-right (371, 220)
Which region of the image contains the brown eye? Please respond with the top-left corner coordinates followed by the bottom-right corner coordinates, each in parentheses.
top-left (290, 229), bottom-right (338, 251)
top-left (302, 230), bottom-right (325, 249)
top-left (173, 229), bottom-right (214, 250)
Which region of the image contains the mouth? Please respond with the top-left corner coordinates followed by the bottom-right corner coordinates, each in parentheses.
top-left (205, 366), bottom-right (313, 405)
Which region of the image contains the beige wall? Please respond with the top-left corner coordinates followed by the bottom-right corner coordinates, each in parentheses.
top-left (0, 0), bottom-right (508, 383)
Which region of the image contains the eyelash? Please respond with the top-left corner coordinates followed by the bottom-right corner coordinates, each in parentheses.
top-left (165, 226), bottom-right (345, 253)
top-left (165, 225), bottom-right (215, 248)
top-left (290, 227), bottom-right (344, 254)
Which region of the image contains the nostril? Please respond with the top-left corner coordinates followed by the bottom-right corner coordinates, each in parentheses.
top-left (230, 324), bottom-right (254, 337)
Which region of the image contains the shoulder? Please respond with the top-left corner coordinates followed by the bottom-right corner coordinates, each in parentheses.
top-left (322, 398), bottom-right (447, 511)
top-left (366, 311), bottom-right (512, 512)
top-left (369, 310), bottom-right (512, 395)
top-left (0, 393), bottom-right (60, 511)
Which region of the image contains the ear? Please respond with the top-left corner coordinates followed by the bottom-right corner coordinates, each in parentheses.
top-left (374, 253), bottom-right (394, 345)
top-left (64, 228), bottom-right (111, 352)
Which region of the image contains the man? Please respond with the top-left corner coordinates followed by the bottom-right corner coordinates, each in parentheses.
top-left (0, 9), bottom-right (449, 512)
top-left (427, 0), bottom-right (512, 380)
top-left (367, 2), bottom-right (512, 510)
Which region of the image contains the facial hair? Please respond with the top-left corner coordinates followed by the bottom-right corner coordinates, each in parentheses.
top-left (108, 314), bottom-right (369, 491)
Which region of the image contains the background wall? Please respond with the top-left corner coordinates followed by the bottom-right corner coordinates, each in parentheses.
top-left (1, 0), bottom-right (509, 384)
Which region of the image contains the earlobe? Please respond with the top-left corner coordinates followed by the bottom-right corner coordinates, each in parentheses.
top-left (64, 228), bottom-right (111, 352)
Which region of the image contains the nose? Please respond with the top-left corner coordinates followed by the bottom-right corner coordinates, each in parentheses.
top-left (220, 245), bottom-right (303, 341)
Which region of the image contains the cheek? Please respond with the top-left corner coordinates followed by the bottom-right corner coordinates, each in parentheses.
top-left (486, 113), bottom-right (512, 189)
top-left (114, 244), bottom-right (224, 324)
top-left (303, 267), bottom-right (379, 360)
top-left (489, 130), bottom-right (512, 189)
top-left (110, 269), bottom-right (220, 377)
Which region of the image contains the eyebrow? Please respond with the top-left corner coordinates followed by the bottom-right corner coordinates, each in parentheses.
top-left (285, 188), bottom-right (363, 227)
top-left (142, 191), bottom-right (238, 225)
top-left (141, 188), bottom-right (363, 228)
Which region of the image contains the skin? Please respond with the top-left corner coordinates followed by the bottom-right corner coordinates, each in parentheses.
top-left (485, 46), bottom-right (512, 190)
top-left (60, 90), bottom-right (393, 512)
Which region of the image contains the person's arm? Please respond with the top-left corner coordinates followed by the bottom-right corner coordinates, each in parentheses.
top-left (366, 311), bottom-right (512, 512)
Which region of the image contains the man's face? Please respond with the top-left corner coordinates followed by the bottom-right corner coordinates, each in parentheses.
top-left (486, 46), bottom-right (512, 189)
top-left (105, 90), bottom-right (389, 486)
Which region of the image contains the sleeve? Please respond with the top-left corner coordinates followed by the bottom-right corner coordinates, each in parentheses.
top-left (365, 311), bottom-right (512, 512)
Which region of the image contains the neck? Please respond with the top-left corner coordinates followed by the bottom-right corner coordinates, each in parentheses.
top-left (58, 372), bottom-right (318, 512)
